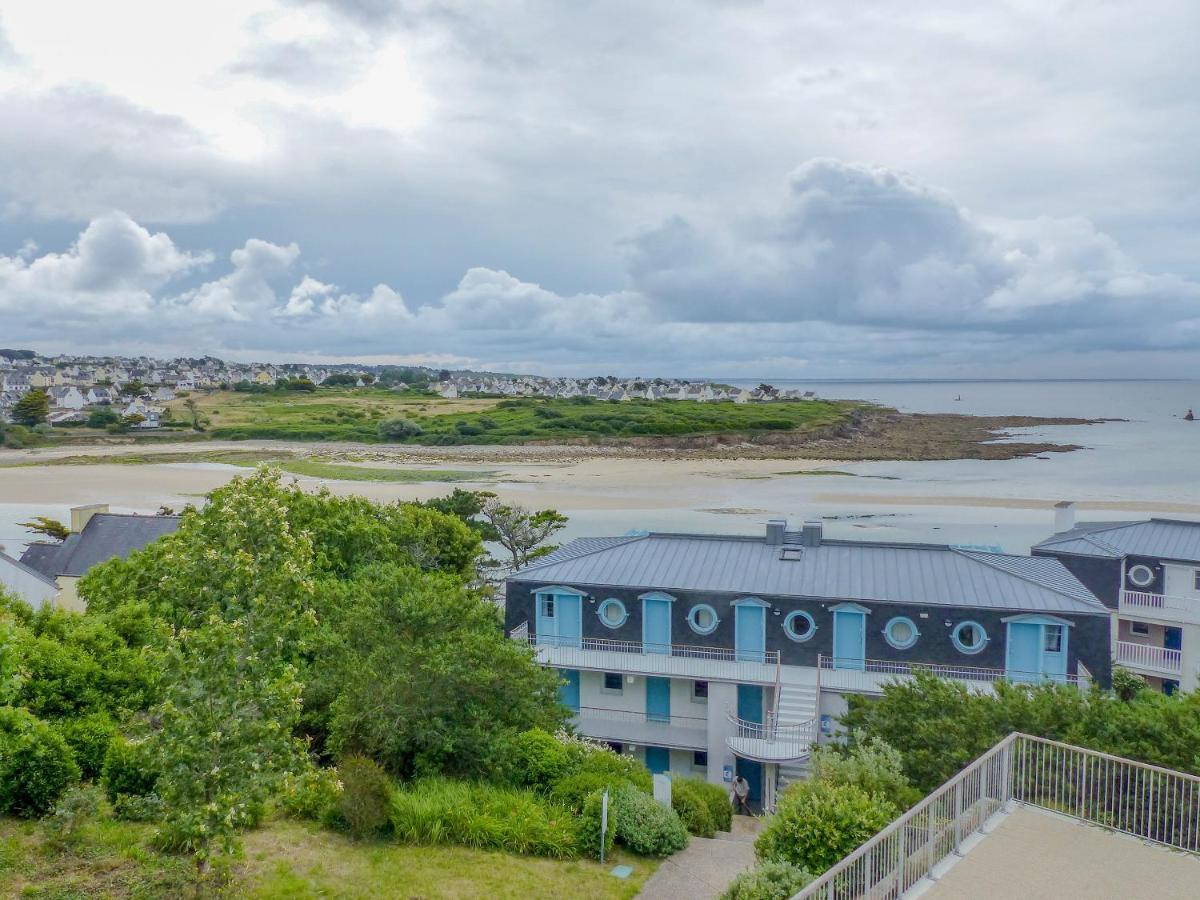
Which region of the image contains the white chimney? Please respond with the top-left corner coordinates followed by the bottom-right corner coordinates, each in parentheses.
top-left (1054, 501), bottom-right (1076, 533)
top-left (765, 519), bottom-right (787, 546)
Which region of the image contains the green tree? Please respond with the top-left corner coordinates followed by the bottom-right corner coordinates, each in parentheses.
top-left (12, 389), bottom-right (50, 426)
top-left (376, 416), bottom-right (423, 440)
top-left (182, 397), bottom-right (201, 430)
top-left (120, 380), bottom-right (145, 397)
top-left (755, 780), bottom-right (895, 874)
top-left (19, 516), bottom-right (69, 542)
top-left (86, 407), bottom-right (120, 428)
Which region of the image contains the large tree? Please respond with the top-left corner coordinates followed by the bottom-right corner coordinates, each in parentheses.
top-left (12, 389), bottom-right (49, 426)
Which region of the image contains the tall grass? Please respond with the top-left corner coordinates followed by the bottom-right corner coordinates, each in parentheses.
top-left (389, 778), bottom-right (580, 859)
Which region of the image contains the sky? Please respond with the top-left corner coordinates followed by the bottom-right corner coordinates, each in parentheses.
top-left (1, 0), bottom-right (1198, 378)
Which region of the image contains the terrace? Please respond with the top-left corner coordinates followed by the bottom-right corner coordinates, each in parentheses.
top-left (1119, 589), bottom-right (1200, 626)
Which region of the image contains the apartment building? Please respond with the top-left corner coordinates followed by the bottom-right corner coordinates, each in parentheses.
top-left (505, 519), bottom-right (1112, 810)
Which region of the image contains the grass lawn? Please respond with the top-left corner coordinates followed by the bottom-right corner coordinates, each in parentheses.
top-left (0, 816), bottom-right (656, 899)
top-left (240, 459), bottom-right (498, 483)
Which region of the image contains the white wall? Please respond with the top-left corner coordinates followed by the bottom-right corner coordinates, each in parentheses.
top-left (1164, 563), bottom-right (1200, 598)
top-left (0, 557), bottom-right (58, 609)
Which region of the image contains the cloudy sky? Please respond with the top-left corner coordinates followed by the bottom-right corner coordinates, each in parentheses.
top-left (1, 1), bottom-right (1198, 377)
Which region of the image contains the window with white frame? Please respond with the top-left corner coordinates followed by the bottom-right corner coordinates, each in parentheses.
top-left (540, 595), bottom-right (556, 618)
top-left (1128, 564), bottom-right (1155, 588)
top-left (1043, 624), bottom-right (1064, 653)
top-left (1130, 621), bottom-right (1150, 636)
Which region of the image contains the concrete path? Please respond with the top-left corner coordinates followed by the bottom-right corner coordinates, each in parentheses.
top-left (637, 816), bottom-right (761, 900)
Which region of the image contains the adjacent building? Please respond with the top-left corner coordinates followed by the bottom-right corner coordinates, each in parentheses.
top-left (505, 519), bottom-right (1111, 810)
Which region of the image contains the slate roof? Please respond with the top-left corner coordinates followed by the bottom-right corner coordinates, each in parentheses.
top-left (1033, 519), bottom-right (1200, 563)
top-left (20, 514), bottom-right (181, 579)
top-left (0, 549), bottom-right (59, 587)
top-left (511, 532), bottom-right (1108, 615)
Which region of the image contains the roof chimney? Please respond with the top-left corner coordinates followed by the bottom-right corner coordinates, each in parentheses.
top-left (1053, 501), bottom-right (1075, 533)
top-left (801, 520), bottom-right (824, 547)
top-left (765, 519), bottom-right (786, 546)
top-left (70, 504), bottom-right (108, 534)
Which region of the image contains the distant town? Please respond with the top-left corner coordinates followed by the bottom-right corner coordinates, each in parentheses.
top-left (0, 349), bottom-right (818, 429)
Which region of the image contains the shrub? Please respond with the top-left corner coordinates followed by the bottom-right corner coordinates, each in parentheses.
top-left (755, 781), bottom-right (896, 874)
top-left (56, 712), bottom-right (119, 780)
top-left (577, 788), bottom-right (616, 859)
top-left (112, 792), bottom-right (163, 822)
top-left (809, 736), bottom-right (921, 810)
top-left (576, 747), bottom-right (653, 793)
top-left (101, 735), bottom-right (159, 804)
top-left (611, 785), bottom-right (689, 857)
top-left (1111, 667), bottom-right (1146, 702)
top-left (377, 417), bottom-right (423, 440)
top-left (281, 765), bottom-right (343, 821)
top-left (390, 777), bottom-right (579, 859)
top-left (329, 755), bottom-right (393, 839)
top-left (672, 776), bottom-right (730, 836)
top-left (42, 784), bottom-right (102, 847)
top-left (0, 706), bottom-right (81, 817)
top-left (508, 727), bottom-right (572, 790)
top-left (722, 860), bottom-right (815, 900)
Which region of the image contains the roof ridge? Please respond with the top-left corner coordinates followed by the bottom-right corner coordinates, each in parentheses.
top-left (515, 534), bottom-right (647, 574)
top-left (953, 549), bottom-right (1101, 607)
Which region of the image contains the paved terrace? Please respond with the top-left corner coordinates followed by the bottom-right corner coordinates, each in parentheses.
top-left (920, 805), bottom-right (1200, 899)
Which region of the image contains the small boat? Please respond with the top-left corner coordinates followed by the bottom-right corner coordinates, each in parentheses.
top-left (1186, 409), bottom-right (1195, 421)
top-left (954, 394), bottom-right (962, 402)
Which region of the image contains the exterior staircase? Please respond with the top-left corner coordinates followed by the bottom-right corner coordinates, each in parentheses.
top-left (775, 678), bottom-right (819, 788)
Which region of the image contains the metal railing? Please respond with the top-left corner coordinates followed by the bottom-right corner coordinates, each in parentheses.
top-left (1120, 589), bottom-right (1200, 624)
top-left (1115, 640), bottom-right (1183, 674)
top-left (817, 654), bottom-right (1091, 693)
top-left (792, 732), bottom-right (1200, 899)
top-left (510, 620), bottom-right (529, 641)
top-left (726, 709), bottom-right (817, 761)
top-left (575, 705), bottom-right (708, 729)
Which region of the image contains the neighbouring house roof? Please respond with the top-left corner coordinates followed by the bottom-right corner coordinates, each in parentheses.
top-left (511, 531), bottom-right (1108, 615)
top-left (20, 513), bottom-right (181, 579)
top-left (1033, 518), bottom-right (1200, 563)
top-left (0, 548), bottom-right (59, 588)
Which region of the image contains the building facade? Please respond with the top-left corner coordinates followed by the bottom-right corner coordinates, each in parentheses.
top-left (505, 520), bottom-right (1111, 810)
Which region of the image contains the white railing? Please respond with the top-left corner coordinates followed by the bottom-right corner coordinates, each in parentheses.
top-left (510, 620), bottom-right (529, 641)
top-left (1120, 589), bottom-right (1200, 625)
top-left (817, 655), bottom-right (1091, 694)
top-left (575, 705), bottom-right (708, 729)
top-left (792, 733), bottom-right (1200, 899)
top-left (1115, 640), bottom-right (1183, 674)
top-left (726, 709), bottom-right (817, 762)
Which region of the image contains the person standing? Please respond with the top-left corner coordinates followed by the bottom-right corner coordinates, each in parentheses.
top-left (732, 774), bottom-right (752, 814)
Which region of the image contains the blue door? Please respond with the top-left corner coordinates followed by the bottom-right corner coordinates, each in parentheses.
top-left (735, 758), bottom-right (763, 806)
top-left (643, 596), bottom-right (672, 655)
top-left (1165, 627), bottom-right (1183, 651)
top-left (1006, 622), bottom-right (1042, 682)
top-left (735, 603), bottom-right (766, 662)
top-left (536, 591), bottom-right (582, 648)
top-left (832, 609), bottom-right (866, 670)
top-left (737, 684), bottom-right (763, 724)
top-left (645, 746), bottom-right (670, 775)
top-left (646, 677), bottom-right (671, 722)
top-left (558, 669), bottom-right (580, 712)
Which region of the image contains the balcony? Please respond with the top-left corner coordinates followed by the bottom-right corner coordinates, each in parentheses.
top-left (817, 655), bottom-right (1092, 696)
top-left (510, 623), bottom-right (779, 684)
top-left (725, 710), bottom-right (816, 763)
top-left (1115, 640), bottom-right (1183, 676)
top-left (571, 706), bottom-right (708, 751)
top-left (1119, 590), bottom-right (1200, 626)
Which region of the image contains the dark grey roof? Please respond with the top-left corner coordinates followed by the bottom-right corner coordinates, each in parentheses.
top-left (1033, 518), bottom-right (1200, 562)
top-left (19, 514), bottom-right (180, 578)
top-left (511, 532), bottom-right (1108, 615)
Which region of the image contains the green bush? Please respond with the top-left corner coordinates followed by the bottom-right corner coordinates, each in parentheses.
top-left (390, 777), bottom-right (580, 859)
top-left (611, 785), bottom-right (689, 857)
top-left (377, 417), bottom-right (423, 440)
top-left (56, 712), bottom-right (119, 780)
top-left (577, 788), bottom-right (616, 860)
top-left (672, 776), bottom-right (731, 836)
top-left (329, 755), bottom-right (393, 839)
top-left (42, 784), bottom-right (102, 847)
top-left (722, 860), bottom-right (815, 900)
top-left (754, 780), bottom-right (895, 874)
top-left (281, 765), bottom-right (343, 821)
top-left (508, 727), bottom-right (572, 790)
top-left (0, 706), bottom-right (81, 817)
top-left (576, 747), bottom-right (653, 793)
top-left (809, 736), bottom-right (921, 810)
top-left (101, 735), bottom-right (159, 804)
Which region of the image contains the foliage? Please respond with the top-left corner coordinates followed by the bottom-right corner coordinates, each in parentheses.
top-left (19, 515), bottom-right (69, 541)
top-left (507, 727), bottom-right (573, 790)
top-left (479, 496), bottom-right (568, 572)
top-left (389, 777), bottom-right (581, 859)
top-left (280, 765), bottom-right (343, 821)
top-left (102, 735), bottom-right (160, 804)
top-left (56, 711), bottom-right (119, 780)
top-left (610, 785), bottom-right (689, 857)
top-left (1111, 667), bottom-right (1146, 701)
top-left (328, 755), bottom-right (394, 839)
top-left (87, 406), bottom-right (120, 428)
top-left (42, 784), bottom-right (102, 847)
top-left (808, 734), bottom-right (921, 810)
top-left (577, 788), bottom-right (616, 860)
top-left (672, 776), bottom-right (732, 836)
top-left (0, 705), bottom-right (81, 817)
top-left (377, 416), bottom-right (424, 440)
top-left (13, 389), bottom-right (50, 425)
top-left (325, 564), bottom-right (566, 779)
top-left (722, 860), bottom-right (815, 900)
top-left (754, 781), bottom-right (896, 874)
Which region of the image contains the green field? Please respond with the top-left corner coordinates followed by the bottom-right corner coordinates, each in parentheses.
top-left (156, 388), bottom-right (852, 445)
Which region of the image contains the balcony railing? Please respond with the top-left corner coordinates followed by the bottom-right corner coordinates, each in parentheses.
top-left (817, 655), bottom-right (1091, 695)
top-left (571, 706), bottom-right (708, 750)
top-left (726, 710), bottom-right (816, 762)
top-left (792, 732), bottom-right (1200, 899)
top-left (1119, 589), bottom-right (1200, 625)
top-left (1115, 640), bottom-right (1183, 675)
top-left (510, 623), bottom-right (780, 684)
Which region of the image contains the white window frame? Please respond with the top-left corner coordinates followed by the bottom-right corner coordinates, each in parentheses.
top-left (1128, 564), bottom-right (1155, 588)
top-left (1130, 621), bottom-right (1150, 637)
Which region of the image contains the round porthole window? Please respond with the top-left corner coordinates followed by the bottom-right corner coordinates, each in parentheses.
top-left (687, 604), bottom-right (720, 635)
top-left (783, 610), bottom-right (817, 642)
top-left (883, 617), bottom-right (920, 650)
top-left (951, 621), bottom-right (988, 654)
top-left (597, 598), bottom-right (628, 628)
top-left (1128, 564), bottom-right (1155, 588)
